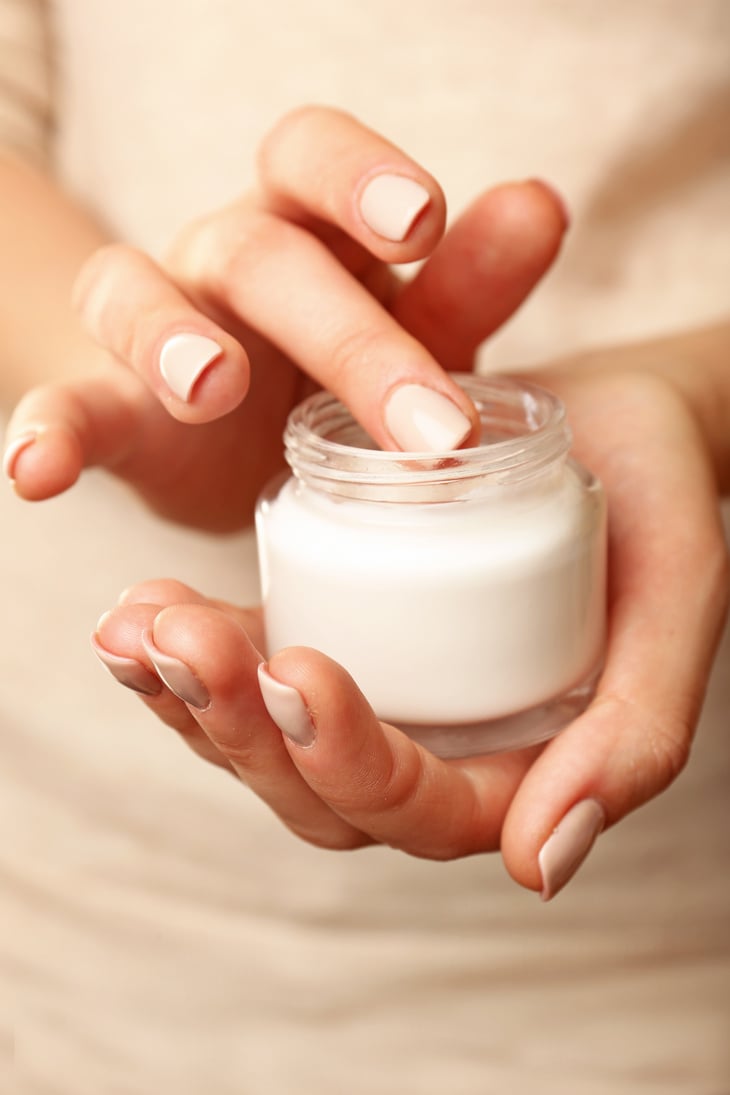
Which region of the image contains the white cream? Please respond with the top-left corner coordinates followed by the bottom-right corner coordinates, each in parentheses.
top-left (256, 376), bottom-right (607, 757)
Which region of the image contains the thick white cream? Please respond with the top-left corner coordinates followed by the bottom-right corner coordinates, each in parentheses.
top-left (258, 465), bottom-right (606, 724)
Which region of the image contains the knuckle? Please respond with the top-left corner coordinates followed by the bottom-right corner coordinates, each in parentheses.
top-left (166, 212), bottom-right (227, 286)
top-left (328, 326), bottom-right (394, 385)
top-left (646, 714), bottom-right (693, 791)
top-left (222, 740), bottom-right (272, 775)
top-left (371, 746), bottom-right (427, 819)
top-left (313, 743), bottom-right (425, 821)
top-left (378, 761), bottom-right (482, 862)
top-left (259, 103), bottom-right (345, 169)
top-left (605, 692), bottom-right (693, 799)
top-left (165, 211), bottom-right (221, 274)
top-left (72, 242), bottom-right (144, 321)
top-left (172, 207), bottom-right (276, 300)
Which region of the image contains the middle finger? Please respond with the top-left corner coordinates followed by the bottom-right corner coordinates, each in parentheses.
top-left (176, 203), bottom-right (479, 451)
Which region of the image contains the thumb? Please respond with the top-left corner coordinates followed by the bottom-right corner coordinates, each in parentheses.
top-left (501, 373), bottom-right (728, 899)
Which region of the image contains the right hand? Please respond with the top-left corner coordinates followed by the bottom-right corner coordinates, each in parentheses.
top-left (91, 348), bottom-right (728, 900)
top-left (3, 105), bottom-right (568, 530)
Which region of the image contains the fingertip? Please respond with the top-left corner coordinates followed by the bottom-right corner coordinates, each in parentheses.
top-left (4, 425), bottom-right (83, 500)
top-left (259, 105), bottom-right (447, 262)
top-left (536, 798), bottom-right (606, 902)
top-left (158, 332), bottom-right (224, 403)
top-left (90, 629), bottom-right (163, 697)
top-left (148, 600), bottom-right (263, 696)
top-left (355, 170), bottom-right (446, 257)
top-left (381, 379), bottom-right (479, 453)
top-left (94, 600), bottom-right (163, 654)
top-left (264, 645), bottom-right (373, 748)
top-left (265, 645), bottom-right (341, 708)
top-left (522, 178), bottom-right (571, 233)
top-left (258, 661), bottom-right (316, 748)
top-left (155, 330), bottom-right (251, 423)
top-left (116, 578), bottom-right (201, 609)
top-left (467, 179), bottom-right (570, 269)
top-left (3, 431), bottom-right (37, 481)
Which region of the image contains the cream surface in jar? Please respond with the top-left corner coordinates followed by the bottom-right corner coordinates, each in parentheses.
top-left (256, 375), bottom-right (607, 757)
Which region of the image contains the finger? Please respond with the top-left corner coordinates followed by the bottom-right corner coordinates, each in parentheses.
top-left (3, 367), bottom-right (152, 500)
top-left (500, 372), bottom-right (729, 899)
top-left (258, 646), bottom-right (539, 858)
top-left (392, 180), bottom-right (569, 370)
top-left (92, 601), bottom-right (234, 772)
top-left (257, 105), bottom-right (446, 269)
top-left (175, 205), bottom-right (479, 451)
top-left (73, 243), bottom-right (251, 422)
top-left (135, 602), bottom-right (369, 849)
top-left (116, 576), bottom-right (266, 650)
top-left (3, 369), bottom-right (264, 529)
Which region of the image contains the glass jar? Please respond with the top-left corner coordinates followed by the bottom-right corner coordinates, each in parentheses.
top-left (255, 374), bottom-right (607, 758)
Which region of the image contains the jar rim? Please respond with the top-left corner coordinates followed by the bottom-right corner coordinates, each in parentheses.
top-left (284, 373), bottom-right (571, 498)
top-left (288, 370), bottom-right (569, 459)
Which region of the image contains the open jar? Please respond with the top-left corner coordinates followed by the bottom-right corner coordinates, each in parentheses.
top-left (255, 374), bottom-right (607, 758)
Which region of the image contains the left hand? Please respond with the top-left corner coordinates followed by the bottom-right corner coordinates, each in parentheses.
top-left (4, 108), bottom-right (564, 530)
top-left (92, 349), bottom-right (729, 899)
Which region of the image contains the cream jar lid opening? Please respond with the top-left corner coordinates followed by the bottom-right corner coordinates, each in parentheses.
top-left (284, 374), bottom-right (571, 502)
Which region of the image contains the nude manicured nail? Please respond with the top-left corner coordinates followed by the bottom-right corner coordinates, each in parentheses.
top-left (3, 432), bottom-right (38, 481)
top-left (538, 799), bottom-right (605, 902)
top-left (141, 630), bottom-right (210, 709)
top-left (384, 384), bottom-right (472, 452)
top-left (359, 174), bottom-right (430, 241)
top-left (257, 664), bottom-right (315, 747)
top-left (159, 333), bottom-right (223, 402)
top-left (91, 634), bottom-right (162, 696)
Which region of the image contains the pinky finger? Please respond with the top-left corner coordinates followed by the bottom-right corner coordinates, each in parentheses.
top-left (3, 367), bottom-right (149, 500)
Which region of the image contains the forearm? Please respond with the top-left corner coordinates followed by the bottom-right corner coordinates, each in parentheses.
top-left (0, 154), bottom-right (110, 406)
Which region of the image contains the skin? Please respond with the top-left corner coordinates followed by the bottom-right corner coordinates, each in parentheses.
top-left (3, 106), bottom-right (729, 896)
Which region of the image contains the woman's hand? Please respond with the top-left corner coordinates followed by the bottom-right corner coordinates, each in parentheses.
top-left (9, 105), bottom-right (727, 897)
top-left (92, 341), bottom-right (729, 899)
top-left (3, 106), bottom-right (566, 529)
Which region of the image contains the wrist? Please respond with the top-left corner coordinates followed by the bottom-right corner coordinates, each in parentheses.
top-left (542, 321), bottom-right (730, 496)
top-left (627, 322), bottom-right (730, 495)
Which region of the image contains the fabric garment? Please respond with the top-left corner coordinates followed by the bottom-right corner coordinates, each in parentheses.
top-left (1, 2), bottom-right (729, 1092)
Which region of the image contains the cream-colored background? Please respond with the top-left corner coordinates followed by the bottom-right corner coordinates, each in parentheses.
top-left (2, 2), bottom-right (729, 1092)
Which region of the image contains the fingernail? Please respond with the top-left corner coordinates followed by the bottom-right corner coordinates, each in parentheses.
top-left (257, 663), bottom-right (315, 747)
top-left (538, 799), bottom-right (605, 902)
top-left (384, 384), bottom-right (472, 452)
top-left (159, 333), bottom-right (223, 402)
top-left (91, 633), bottom-right (162, 696)
top-left (3, 431), bottom-right (38, 481)
top-left (359, 174), bottom-right (431, 242)
top-left (141, 630), bottom-right (210, 709)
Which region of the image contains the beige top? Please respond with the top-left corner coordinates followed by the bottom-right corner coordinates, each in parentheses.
top-left (1, 3), bottom-right (729, 1093)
